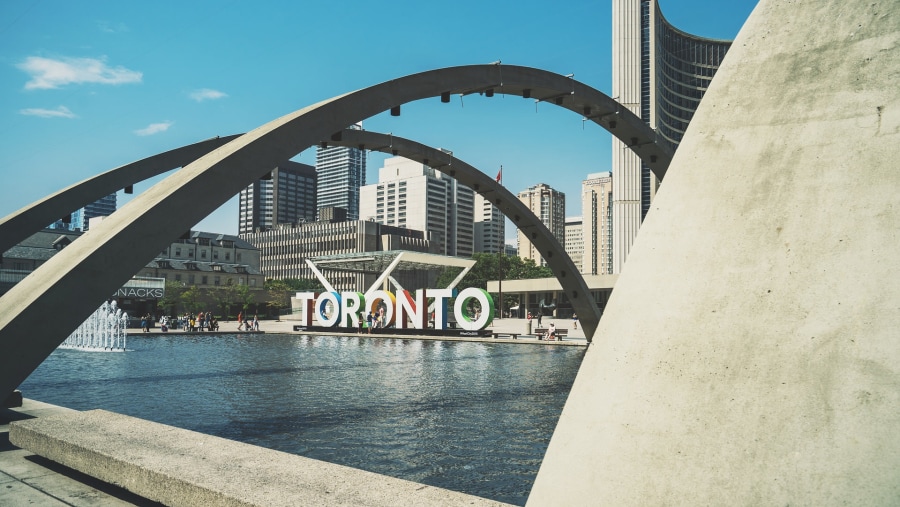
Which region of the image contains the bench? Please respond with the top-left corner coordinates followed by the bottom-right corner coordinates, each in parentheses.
top-left (534, 328), bottom-right (568, 341)
top-left (10, 409), bottom-right (499, 507)
top-left (491, 333), bottom-right (520, 340)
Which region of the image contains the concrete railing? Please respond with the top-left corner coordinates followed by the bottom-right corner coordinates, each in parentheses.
top-left (11, 409), bottom-right (511, 507)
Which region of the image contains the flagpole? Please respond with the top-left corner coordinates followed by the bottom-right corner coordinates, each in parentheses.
top-left (497, 165), bottom-right (503, 319)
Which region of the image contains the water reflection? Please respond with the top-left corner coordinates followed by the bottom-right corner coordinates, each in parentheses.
top-left (21, 333), bottom-right (584, 505)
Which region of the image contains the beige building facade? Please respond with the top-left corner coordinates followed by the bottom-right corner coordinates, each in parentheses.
top-left (564, 216), bottom-right (583, 273)
top-left (581, 171), bottom-right (613, 275)
top-left (359, 156), bottom-right (474, 257)
top-left (516, 183), bottom-right (565, 266)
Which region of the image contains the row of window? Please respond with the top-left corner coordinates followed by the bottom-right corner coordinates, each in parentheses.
top-left (163, 273), bottom-right (257, 287)
top-left (169, 247), bottom-right (240, 262)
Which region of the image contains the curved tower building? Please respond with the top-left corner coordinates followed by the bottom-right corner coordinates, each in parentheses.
top-left (612, 0), bottom-right (732, 273)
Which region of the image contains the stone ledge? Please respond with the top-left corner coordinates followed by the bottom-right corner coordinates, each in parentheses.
top-left (10, 409), bottom-right (511, 507)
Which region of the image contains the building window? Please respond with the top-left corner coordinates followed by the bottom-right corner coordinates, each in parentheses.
top-left (175, 247), bottom-right (181, 256)
top-left (201, 250), bottom-right (207, 259)
top-left (175, 274), bottom-right (182, 282)
top-left (201, 276), bottom-right (208, 284)
top-left (225, 252), bottom-right (231, 260)
top-left (188, 249), bottom-right (194, 257)
top-left (213, 251), bottom-right (219, 259)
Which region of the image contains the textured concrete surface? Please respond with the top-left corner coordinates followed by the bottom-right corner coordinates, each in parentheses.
top-left (1, 399), bottom-right (152, 506)
top-left (11, 408), bottom-right (511, 507)
top-left (529, 0), bottom-right (900, 505)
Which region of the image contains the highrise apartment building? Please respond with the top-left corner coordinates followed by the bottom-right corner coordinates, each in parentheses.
top-left (516, 183), bottom-right (565, 266)
top-left (582, 171), bottom-right (614, 275)
top-left (238, 161), bottom-right (317, 235)
top-left (564, 217), bottom-right (584, 273)
top-left (359, 156), bottom-right (474, 257)
top-left (612, 0), bottom-right (732, 272)
top-left (316, 124), bottom-right (366, 221)
top-left (474, 193), bottom-right (505, 254)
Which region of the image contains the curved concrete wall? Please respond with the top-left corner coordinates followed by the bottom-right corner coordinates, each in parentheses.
top-left (0, 65), bottom-right (671, 400)
top-left (529, 0), bottom-right (900, 504)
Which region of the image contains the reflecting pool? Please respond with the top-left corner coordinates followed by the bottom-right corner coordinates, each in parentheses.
top-left (20, 333), bottom-right (585, 505)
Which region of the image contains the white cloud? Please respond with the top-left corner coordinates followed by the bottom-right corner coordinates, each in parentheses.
top-left (19, 106), bottom-right (76, 118)
top-left (97, 20), bottom-right (129, 33)
top-left (190, 88), bottom-right (228, 102)
top-left (18, 56), bottom-right (142, 90)
top-left (134, 121), bottom-right (173, 136)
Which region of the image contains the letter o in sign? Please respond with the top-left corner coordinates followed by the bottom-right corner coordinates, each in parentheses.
top-left (454, 287), bottom-right (494, 331)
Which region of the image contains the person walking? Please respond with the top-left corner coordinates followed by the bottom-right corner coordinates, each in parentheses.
top-left (237, 311), bottom-right (244, 331)
top-left (252, 314), bottom-right (259, 331)
top-left (572, 313), bottom-right (578, 330)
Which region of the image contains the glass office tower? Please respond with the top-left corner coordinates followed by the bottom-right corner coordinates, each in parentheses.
top-left (316, 123), bottom-right (366, 221)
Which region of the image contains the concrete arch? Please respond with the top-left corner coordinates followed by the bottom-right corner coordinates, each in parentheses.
top-left (1, 129), bottom-right (601, 342)
top-left (327, 128), bottom-right (602, 338)
top-left (0, 129), bottom-right (600, 339)
top-left (0, 64), bottom-right (671, 399)
top-left (0, 135), bottom-right (241, 255)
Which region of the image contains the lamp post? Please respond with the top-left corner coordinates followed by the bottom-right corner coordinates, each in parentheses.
top-left (498, 249), bottom-right (504, 319)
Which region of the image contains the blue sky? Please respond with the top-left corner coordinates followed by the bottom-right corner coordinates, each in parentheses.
top-left (0, 0), bottom-right (757, 240)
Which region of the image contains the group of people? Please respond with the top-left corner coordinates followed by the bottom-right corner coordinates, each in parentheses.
top-left (140, 313), bottom-right (152, 332)
top-left (524, 311), bottom-right (579, 340)
top-left (179, 311), bottom-right (219, 332)
top-left (236, 311), bottom-right (259, 331)
top-left (364, 308), bottom-right (387, 333)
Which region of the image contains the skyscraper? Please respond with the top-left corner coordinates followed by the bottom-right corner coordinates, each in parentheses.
top-left (516, 183), bottom-right (565, 266)
top-left (316, 123), bottom-right (366, 221)
top-left (238, 161), bottom-right (317, 235)
top-left (359, 156), bottom-right (474, 257)
top-left (56, 193), bottom-right (116, 232)
top-left (474, 193), bottom-right (505, 254)
top-left (581, 172), bottom-right (614, 275)
top-left (612, 0), bottom-right (732, 272)
top-left (564, 216), bottom-right (584, 274)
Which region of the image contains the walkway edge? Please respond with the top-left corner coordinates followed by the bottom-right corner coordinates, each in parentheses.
top-left (11, 408), bottom-right (512, 507)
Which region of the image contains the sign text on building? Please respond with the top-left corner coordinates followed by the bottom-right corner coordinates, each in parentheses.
top-left (295, 287), bottom-right (495, 331)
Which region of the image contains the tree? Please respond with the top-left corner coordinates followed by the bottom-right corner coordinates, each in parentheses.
top-left (433, 253), bottom-right (553, 317)
top-left (180, 286), bottom-right (202, 314)
top-left (265, 279), bottom-right (292, 316)
top-left (435, 253), bottom-right (552, 290)
top-left (206, 284), bottom-right (237, 319)
top-left (235, 283), bottom-right (255, 314)
top-left (158, 281), bottom-right (186, 315)
top-left (265, 277), bottom-right (325, 292)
